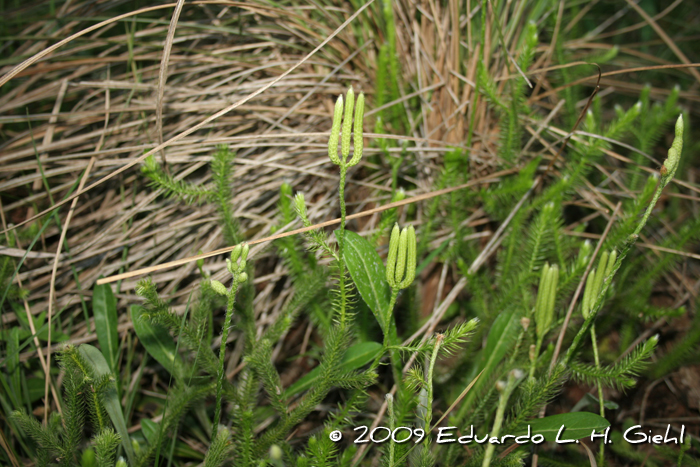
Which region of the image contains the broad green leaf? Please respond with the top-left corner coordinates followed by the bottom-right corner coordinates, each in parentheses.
top-left (458, 311), bottom-right (519, 420)
top-left (340, 230), bottom-right (391, 328)
top-left (78, 344), bottom-right (135, 466)
top-left (131, 305), bottom-right (183, 379)
top-left (572, 392), bottom-right (619, 412)
top-left (26, 377), bottom-right (45, 404)
top-left (16, 310), bottom-right (44, 337)
top-left (174, 442), bottom-right (205, 460)
top-left (284, 341), bottom-right (382, 398)
top-left (81, 447), bottom-right (96, 467)
top-left (93, 282), bottom-right (119, 372)
top-left (141, 418), bottom-right (160, 445)
top-left (14, 304), bottom-right (69, 342)
top-left (141, 418), bottom-right (204, 460)
top-left (482, 311), bottom-right (519, 362)
top-left (516, 412), bottom-right (610, 442)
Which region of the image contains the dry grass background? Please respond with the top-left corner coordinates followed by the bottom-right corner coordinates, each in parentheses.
top-left (2, 1), bottom-right (380, 350)
top-left (2, 0), bottom-right (700, 464)
top-left (0, 0), bottom-right (514, 369)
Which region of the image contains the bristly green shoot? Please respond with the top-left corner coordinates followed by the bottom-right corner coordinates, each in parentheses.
top-left (11, 345), bottom-right (122, 467)
top-left (141, 145), bottom-right (241, 245)
top-left (660, 115), bottom-right (684, 187)
top-left (564, 114), bottom-right (684, 366)
top-left (211, 242), bottom-right (249, 439)
top-left (570, 334), bottom-right (658, 390)
top-left (141, 153), bottom-right (212, 205)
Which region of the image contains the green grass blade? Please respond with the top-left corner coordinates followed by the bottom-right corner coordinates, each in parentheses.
top-left (283, 341), bottom-right (382, 398)
top-left (457, 310), bottom-right (520, 421)
top-left (78, 344), bottom-right (134, 465)
top-left (92, 282), bottom-right (119, 373)
top-left (130, 305), bottom-right (183, 380)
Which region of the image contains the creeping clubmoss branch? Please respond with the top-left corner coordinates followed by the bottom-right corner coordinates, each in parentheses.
top-left (141, 145), bottom-right (240, 246)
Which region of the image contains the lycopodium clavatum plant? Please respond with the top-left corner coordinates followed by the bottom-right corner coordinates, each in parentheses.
top-left (4, 81), bottom-right (692, 467)
top-left (12, 88), bottom-right (683, 467)
top-left (4, 1), bottom-right (700, 467)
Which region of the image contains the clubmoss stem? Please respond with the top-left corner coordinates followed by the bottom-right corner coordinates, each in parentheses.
top-left (591, 324), bottom-right (605, 465)
top-left (213, 281), bottom-right (238, 437)
top-left (482, 370), bottom-right (520, 467)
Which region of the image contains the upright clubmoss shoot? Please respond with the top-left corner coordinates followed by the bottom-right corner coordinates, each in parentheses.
top-left (660, 115), bottom-right (684, 183)
top-left (375, 223), bottom-right (417, 385)
top-left (530, 263), bottom-right (559, 380)
top-left (580, 249), bottom-right (617, 464)
top-left (327, 86), bottom-right (365, 327)
top-left (211, 242), bottom-right (249, 438)
top-left (636, 115), bottom-right (684, 237)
